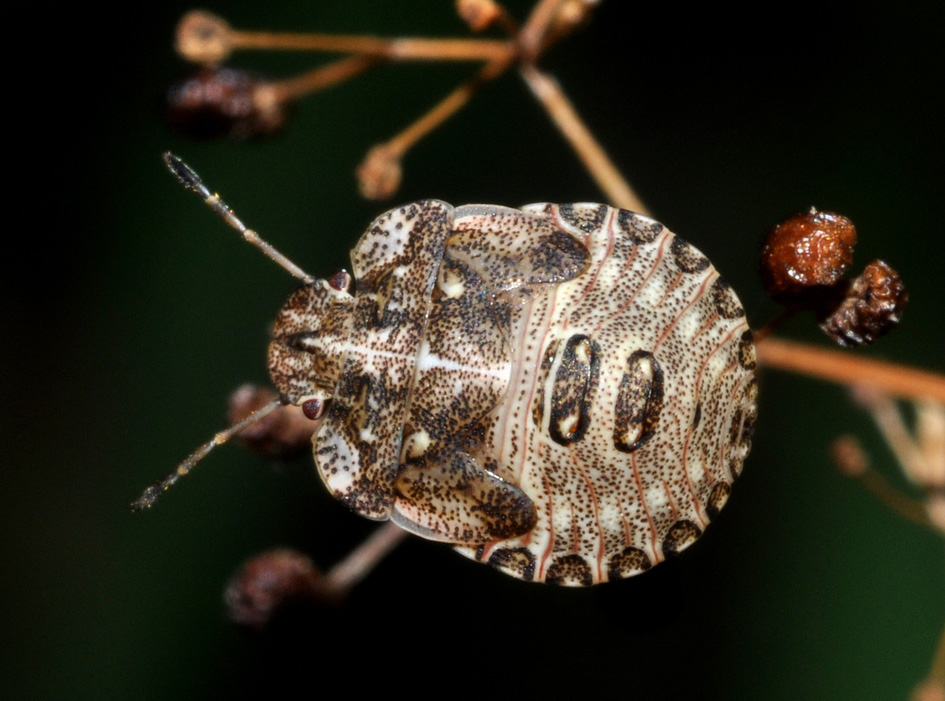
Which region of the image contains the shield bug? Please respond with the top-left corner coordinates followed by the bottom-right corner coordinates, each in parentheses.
top-left (136, 154), bottom-right (757, 586)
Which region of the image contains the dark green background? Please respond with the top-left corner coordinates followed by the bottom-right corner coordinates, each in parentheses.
top-left (6, 2), bottom-right (943, 698)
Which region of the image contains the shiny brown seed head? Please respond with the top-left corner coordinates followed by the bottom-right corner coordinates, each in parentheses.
top-left (760, 209), bottom-right (857, 303)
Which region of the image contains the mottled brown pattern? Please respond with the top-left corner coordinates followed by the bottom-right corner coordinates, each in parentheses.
top-left (711, 277), bottom-right (744, 319)
top-left (558, 202), bottom-right (608, 234)
top-left (457, 204), bottom-right (755, 584)
top-left (545, 554), bottom-right (594, 586)
top-left (487, 547), bottom-right (537, 581)
top-left (662, 520), bottom-right (703, 557)
top-left (738, 330), bottom-right (757, 370)
top-left (267, 199), bottom-right (755, 585)
top-left (705, 482), bottom-right (731, 519)
top-left (670, 234), bottom-right (711, 273)
top-left (607, 546), bottom-right (652, 580)
top-left (616, 208), bottom-right (663, 244)
top-left (392, 450), bottom-right (536, 543)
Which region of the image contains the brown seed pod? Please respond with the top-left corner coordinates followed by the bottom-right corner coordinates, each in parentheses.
top-left (166, 68), bottom-right (290, 140)
top-left (760, 209), bottom-right (857, 303)
top-left (227, 385), bottom-right (315, 457)
top-left (224, 549), bottom-right (326, 629)
top-left (818, 259), bottom-right (907, 347)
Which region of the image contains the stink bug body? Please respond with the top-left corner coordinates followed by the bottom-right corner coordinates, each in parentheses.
top-left (138, 155), bottom-right (757, 586)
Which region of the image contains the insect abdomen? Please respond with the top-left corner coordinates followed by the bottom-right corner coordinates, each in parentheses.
top-left (461, 204), bottom-right (756, 584)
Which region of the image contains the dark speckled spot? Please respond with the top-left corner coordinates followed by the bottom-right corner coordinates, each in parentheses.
top-left (487, 547), bottom-right (536, 582)
top-left (559, 203), bottom-right (607, 233)
top-left (671, 235), bottom-right (710, 273)
top-left (607, 546), bottom-right (652, 580)
top-left (738, 330), bottom-right (756, 370)
top-left (545, 554), bottom-right (594, 586)
top-left (662, 520), bottom-right (702, 557)
top-left (705, 482), bottom-right (731, 520)
top-left (616, 209), bottom-right (663, 244)
top-left (711, 277), bottom-right (744, 319)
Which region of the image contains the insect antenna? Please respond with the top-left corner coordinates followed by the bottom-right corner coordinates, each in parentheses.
top-left (163, 152), bottom-right (315, 283)
top-left (131, 398), bottom-right (283, 511)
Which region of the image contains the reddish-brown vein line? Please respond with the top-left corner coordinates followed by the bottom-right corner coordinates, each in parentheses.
top-left (553, 207), bottom-right (614, 331)
top-left (682, 320), bottom-right (745, 507)
top-left (538, 468), bottom-right (556, 581)
top-left (662, 479), bottom-right (680, 521)
top-left (654, 271), bottom-right (684, 309)
top-left (717, 367), bottom-right (752, 481)
top-left (652, 272), bottom-right (714, 353)
top-left (567, 448), bottom-right (605, 581)
top-left (590, 253), bottom-right (640, 338)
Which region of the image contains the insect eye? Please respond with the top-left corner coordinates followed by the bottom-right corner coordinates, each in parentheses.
top-left (328, 270), bottom-right (352, 292)
top-left (301, 396), bottom-right (327, 421)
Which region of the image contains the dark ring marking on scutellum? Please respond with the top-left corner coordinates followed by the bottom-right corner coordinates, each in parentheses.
top-left (662, 520), bottom-right (702, 557)
top-left (548, 335), bottom-right (600, 446)
top-left (671, 235), bottom-right (711, 273)
top-left (613, 350), bottom-right (664, 453)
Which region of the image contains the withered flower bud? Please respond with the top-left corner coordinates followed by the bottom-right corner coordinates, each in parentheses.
top-left (456, 0), bottom-right (504, 31)
top-left (227, 384), bottom-right (315, 458)
top-left (166, 68), bottom-right (290, 140)
top-left (818, 259), bottom-right (907, 347)
top-left (357, 145), bottom-right (402, 200)
top-left (175, 10), bottom-right (233, 66)
top-left (760, 209), bottom-right (857, 303)
top-left (224, 549), bottom-right (325, 629)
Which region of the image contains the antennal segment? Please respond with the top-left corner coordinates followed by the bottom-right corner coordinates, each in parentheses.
top-left (163, 152), bottom-right (315, 284)
top-left (132, 398), bottom-right (283, 511)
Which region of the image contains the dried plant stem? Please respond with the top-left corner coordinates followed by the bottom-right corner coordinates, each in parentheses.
top-left (519, 64), bottom-right (649, 214)
top-left (857, 391), bottom-right (932, 485)
top-left (517, 0), bottom-right (566, 58)
top-left (856, 469), bottom-right (936, 530)
top-left (269, 54), bottom-right (383, 103)
top-left (931, 620), bottom-right (945, 682)
top-left (384, 53), bottom-right (517, 158)
top-left (230, 30), bottom-right (513, 61)
top-left (324, 523), bottom-right (409, 594)
top-left (752, 308), bottom-right (800, 344)
top-left (756, 338), bottom-right (945, 403)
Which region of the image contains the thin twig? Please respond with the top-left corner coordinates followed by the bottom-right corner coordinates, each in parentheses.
top-left (268, 54), bottom-right (384, 103)
top-left (324, 523), bottom-right (409, 593)
top-left (856, 469), bottom-right (936, 530)
top-left (519, 64), bottom-right (649, 214)
top-left (231, 30), bottom-right (513, 61)
top-left (384, 52), bottom-right (517, 157)
top-left (517, 0), bottom-right (567, 59)
top-left (756, 337), bottom-right (945, 403)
